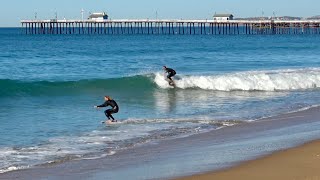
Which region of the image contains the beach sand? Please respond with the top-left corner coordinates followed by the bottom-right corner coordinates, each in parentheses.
top-left (177, 140), bottom-right (320, 180)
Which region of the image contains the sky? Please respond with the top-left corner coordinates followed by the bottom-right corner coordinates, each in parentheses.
top-left (0, 0), bottom-right (320, 27)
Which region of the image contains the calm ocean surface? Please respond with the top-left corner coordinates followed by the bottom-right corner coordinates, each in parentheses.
top-left (0, 28), bottom-right (320, 173)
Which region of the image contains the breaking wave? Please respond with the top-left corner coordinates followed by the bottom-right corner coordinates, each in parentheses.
top-left (155, 68), bottom-right (320, 91)
top-left (1, 68), bottom-right (319, 97)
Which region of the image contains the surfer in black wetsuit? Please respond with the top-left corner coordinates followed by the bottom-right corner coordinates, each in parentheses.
top-left (94, 96), bottom-right (119, 122)
top-left (163, 66), bottom-right (176, 85)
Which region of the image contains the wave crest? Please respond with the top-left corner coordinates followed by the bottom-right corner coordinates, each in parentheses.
top-left (0, 75), bottom-right (155, 97)
top-left (154, 68), bottom-right (320, 91)
top-left (1, 68), bottom-right (319, 97)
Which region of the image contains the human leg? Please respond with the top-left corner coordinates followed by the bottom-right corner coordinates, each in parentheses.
top-left (104, 109), bottom-right (111, 120)
top-left (106, 109), bottom-right (117, 121)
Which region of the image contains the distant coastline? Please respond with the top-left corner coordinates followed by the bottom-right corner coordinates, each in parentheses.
top-left (236, 15), bottom-right (320, 21)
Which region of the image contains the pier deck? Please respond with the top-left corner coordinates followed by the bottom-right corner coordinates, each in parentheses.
top-left (21, 19), bottom-right (320, 35)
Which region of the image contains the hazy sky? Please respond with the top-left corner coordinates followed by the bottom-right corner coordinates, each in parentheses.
top-left (1, 0), bottom-right (319, 27)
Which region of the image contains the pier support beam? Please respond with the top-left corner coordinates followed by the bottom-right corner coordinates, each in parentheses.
top-left (20, 20), bottom-right (320, 35)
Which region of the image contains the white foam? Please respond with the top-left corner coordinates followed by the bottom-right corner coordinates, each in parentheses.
top-left (292, 104), bottom-right (320, 112)
top-left (0, 165), bottom-right (29, 174)
top-left (154, 68), bottom-right (320, 91)
top-left (0, 117), bottom-right (241, 174)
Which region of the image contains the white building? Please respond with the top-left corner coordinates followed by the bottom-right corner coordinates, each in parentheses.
top-left (213, 14), bottom-right (234, 21)
top-left (88, 12), bottom-right (109, 21)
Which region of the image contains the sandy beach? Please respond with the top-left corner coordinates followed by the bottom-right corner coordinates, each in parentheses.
top-left (177, 140), bottom-right (320, 180)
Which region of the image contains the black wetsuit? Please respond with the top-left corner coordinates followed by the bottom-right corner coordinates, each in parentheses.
top-left (97, 100), bottom-right (119, 121)
top-left (165, 68), bottom-right (176, 81)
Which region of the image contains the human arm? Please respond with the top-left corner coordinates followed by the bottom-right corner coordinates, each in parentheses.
top-left (166, 68), bottom-right (175, 74)
top-left (94, 101), bottom-right (109, 108)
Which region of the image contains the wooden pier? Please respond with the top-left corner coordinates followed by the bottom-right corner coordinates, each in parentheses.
top-left (21, 19), bottom-right (320, 35)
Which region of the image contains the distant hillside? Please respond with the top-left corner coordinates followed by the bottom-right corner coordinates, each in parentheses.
top-left (307, 15), bottom-right (320, 20)
top-left (235, 15), bottom-right (320, 21)
top-left (276, 16), bottom-right (302, 20)
top-left (235, 17), bottom-right (270, 20)
top-left (235, 16), bottom-right (302, 20)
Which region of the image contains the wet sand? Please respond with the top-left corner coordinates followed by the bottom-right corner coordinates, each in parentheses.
top-left (1, 107), bottom-right (320, 180)
top-left (177, 140), bottom-right (320, 180)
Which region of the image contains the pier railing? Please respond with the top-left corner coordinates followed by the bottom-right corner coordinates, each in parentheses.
top-left (21, 19), bottom-right (320, 35)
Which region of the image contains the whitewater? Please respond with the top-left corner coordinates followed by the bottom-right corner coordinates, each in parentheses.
top-left (155, 68), bottom-right (320, 91)
top-left (1, 68), bottom-right (320, 98)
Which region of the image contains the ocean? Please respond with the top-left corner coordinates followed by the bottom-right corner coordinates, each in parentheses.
top-left (0, 28), bottom-right (320, 173)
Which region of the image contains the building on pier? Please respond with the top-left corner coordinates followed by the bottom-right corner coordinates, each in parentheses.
top-left (213, 14), bottom-right (234, 21)
top-left (88, 12), bottom-right (108, 21)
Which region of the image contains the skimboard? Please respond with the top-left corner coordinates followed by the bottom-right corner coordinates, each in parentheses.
top-left (165, 79), bottom-right (176, 87)
top-left (101, 120), bottom-right (121, 125)
top-left (169, 81), bottom-right (176, 87)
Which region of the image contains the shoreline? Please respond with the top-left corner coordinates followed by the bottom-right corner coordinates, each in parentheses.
top-left (176, 140), bottom-right (320, 180)
top-left (1, 106), bottom-right (320, 180)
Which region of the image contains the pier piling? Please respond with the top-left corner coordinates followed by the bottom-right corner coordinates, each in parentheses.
top-left (21, 19), bottom-right (320, 35)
